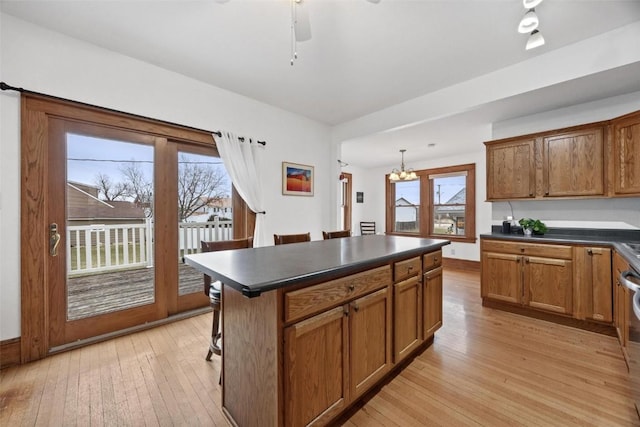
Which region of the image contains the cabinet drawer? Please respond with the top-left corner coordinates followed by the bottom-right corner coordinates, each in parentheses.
top-left (423, 250), bottom-right (442, 271)
top-left (284, 266), bottom-right (391, 323)
top-left (394, 257), bottom-right (421, 282)
top-left (482, 239), bottom-right (572, 259)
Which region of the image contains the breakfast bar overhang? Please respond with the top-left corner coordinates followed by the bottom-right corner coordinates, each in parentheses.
top-left (185, 235), bottom-right (450, 427)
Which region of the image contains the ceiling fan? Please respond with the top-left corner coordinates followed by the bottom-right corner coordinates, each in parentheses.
top-left (290, 0), bottom-right (381, 64)
top-left (215, 0), bottom-right (381, 64)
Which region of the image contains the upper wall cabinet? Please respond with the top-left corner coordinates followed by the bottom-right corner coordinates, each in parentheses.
top-left (485, 124), bottom-right (606, 201)
top-left (485, 109), bottom-right (640, 201)
top-left (543, 127), bottom-right (605, 197)
top-left (611, 110), bottom-right (640, 197)
top-left (486, 138), bottom-right (536, 200)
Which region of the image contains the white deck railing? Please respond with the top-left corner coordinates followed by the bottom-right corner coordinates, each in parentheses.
top-left (67, 219), bottom-right (233, 276)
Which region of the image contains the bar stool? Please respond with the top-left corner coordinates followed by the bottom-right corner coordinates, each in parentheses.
top-left (206, 280), bottom-right (222, 361)
top-left (201, 237), bottom-right (253, 362)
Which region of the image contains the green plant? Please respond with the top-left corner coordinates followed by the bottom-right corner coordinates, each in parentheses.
top-left (518, 218), bottom-right (548, 234)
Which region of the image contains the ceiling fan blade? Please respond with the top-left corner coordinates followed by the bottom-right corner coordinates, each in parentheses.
top-left (294, 1), bottom-right (312, 42)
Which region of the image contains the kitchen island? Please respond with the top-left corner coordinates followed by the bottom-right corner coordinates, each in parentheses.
top-left (185, 235), bottom-right (449, 427)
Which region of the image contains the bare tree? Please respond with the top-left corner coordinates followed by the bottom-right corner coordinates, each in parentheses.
top-left (120, 162), bottom-right (154, 217)
top-left (94, 157), bottom-right (229, 221)
top-left (177, 154), bottom-right (228, 222)
top-left (94, 172), bottom-right (128, 201)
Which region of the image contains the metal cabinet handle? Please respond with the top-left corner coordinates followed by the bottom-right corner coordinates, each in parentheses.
top-left (50, 223), bottom-right (61, 257)
top-left (348, 284), bottom-right (355, 292)
top-left (587, 249), bottom-right (593, 255)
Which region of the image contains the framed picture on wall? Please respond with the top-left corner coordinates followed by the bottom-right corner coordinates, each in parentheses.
top-left (282, 162), bottom-right (314, 196)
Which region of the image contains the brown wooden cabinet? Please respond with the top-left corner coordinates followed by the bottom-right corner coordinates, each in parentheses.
top-left (284, 307), bottom-right (349, 427)
top-left (423, 265), bottom-right (443, 338)
top-left (611, 110), bottom-right (640, 196)
top-left (574, 247), bottom-right (613, 323)
top-left (484, 112), bottom-right (640, 200)
top-left (393, 272), bottom-right (423, 363)
top-left (542, 127), bottom-right (605, 197)
top-left (283, 269), bottom-right (391, 426)
top-left (350, 288), bottom-right (391, 399)
top-left (481, 239), bottom-right (573, 315)
top-left (485, 137), bottom-right (536, 200)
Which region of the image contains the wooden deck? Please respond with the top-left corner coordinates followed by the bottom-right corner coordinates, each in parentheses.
top-left (67, 263), bottom-right (203, 320)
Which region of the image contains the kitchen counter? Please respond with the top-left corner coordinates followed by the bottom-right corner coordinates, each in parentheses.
top-left (185, 235), bottom-right (450, 297)
top-left (481, 227), bottom-right (640, 272)
top-left (185, 235), bottom-right (449, 426)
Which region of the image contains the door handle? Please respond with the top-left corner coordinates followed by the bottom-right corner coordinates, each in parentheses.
top-left (50, 223), bottom-right (61, 257)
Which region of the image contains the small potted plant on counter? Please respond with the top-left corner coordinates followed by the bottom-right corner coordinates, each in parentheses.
top-left (518, 218), bottom-right (548, 236)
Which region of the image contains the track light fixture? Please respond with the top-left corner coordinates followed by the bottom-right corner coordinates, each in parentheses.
top-left (526, 29), bottom-right (545, 50)
top-left (518, 8), bottom-right (539, 34)
top-left (518, 0), bottom-right (545, 50)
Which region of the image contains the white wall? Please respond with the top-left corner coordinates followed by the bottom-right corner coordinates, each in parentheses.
top-left (491, 92), bottom-right (640, 230)
top-left (0, 14), bottom-right (333, 340)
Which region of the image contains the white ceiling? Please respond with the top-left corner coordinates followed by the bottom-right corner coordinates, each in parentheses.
top-left (2, 0), bottom-right (640, 167)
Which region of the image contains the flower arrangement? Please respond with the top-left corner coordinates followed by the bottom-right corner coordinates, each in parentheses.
top-left (518, 218), bottom-right (548, 235)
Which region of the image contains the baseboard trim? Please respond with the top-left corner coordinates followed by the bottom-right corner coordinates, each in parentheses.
top-left (0, 337), bottom-right (21, 370)
top-left (443, 257), bottom-right (480, 272)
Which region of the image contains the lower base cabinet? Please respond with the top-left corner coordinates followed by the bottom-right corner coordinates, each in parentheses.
top-left (481, 239), bottom-right (617, 331)
top-left (284, 307), bottom-right (349, 427)
top-left (224, 248), bottom-right (445, 427)
top-left (424, 266), bottom-right (443, 338)
top-left (481, 240), bottom-right (573, 314)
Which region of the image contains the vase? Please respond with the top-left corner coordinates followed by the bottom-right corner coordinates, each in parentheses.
top-left (524, 228), bottom-right (532, 236)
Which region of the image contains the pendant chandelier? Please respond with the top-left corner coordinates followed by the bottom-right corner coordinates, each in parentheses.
top-left (389, 149), bottom-right (417, 182)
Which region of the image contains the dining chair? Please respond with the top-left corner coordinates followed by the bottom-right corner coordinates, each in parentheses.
top-left (274, 232), bottom-right (311, 245)
top-left (360, 221), bottom-right (376, 235)
top-left (201, 237), bottom-right (253, 363)
top-left (322, 229), bottom-right (351, 240)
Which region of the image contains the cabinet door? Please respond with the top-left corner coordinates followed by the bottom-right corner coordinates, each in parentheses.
top-left (524, 257), bottom-right (573, 315)
top-left (575, 248), bottom-right (613, 322)
top-left (284, 306), bottom-right (349, 427)
top-left (612, 111), bottom-right (640, 196)
top-left (350, 288), bottom-right (391, 399)
top-left (394, 276), bottom-right (422, 363)
top-left (481, 252), bottom-right (522, 304)
top-left (614, 251), bottom-right (631, 347)
top-left (486, 138), bottom-right (536, 200)
top-left (543, 127), bottom-right (605, 197)
top-left (423, 266), bottom-right (443, 339)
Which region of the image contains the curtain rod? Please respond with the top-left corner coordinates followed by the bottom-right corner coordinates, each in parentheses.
top-left (212, 131), bottom-right (266, 146)
top-left (0, 81), bottom-right (266, 146)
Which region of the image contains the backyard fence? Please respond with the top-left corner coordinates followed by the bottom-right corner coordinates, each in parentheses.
top-left (66, 219), bottom-right (233, 276)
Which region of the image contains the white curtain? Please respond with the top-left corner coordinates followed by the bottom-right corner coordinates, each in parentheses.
top-left (215, 132), bottom-right (267, 247)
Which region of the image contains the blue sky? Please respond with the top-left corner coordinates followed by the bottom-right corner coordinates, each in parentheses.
top-left (66, 134), bottom-right (230, 195)
top-left (395, 175), bottom-right (465, 205)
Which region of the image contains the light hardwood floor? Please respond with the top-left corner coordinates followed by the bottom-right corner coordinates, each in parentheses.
top-left (1, 269), bottom-right (638, 426)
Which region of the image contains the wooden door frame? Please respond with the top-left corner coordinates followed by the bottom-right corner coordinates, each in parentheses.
top-left (342, 172), bottom-right (352, 232)
top-left (19, 93), bottom-right (249, 362)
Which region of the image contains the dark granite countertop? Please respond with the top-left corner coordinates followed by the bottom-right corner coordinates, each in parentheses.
top-left (481, 226), bottom-right (640, 272)
top-left (185, 235), bottom-right (450, 297)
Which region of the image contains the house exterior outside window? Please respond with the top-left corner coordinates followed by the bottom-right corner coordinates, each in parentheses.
top-left (386, 163), bottom-right (476, 243)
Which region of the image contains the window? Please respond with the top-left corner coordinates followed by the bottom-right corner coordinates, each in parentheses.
top-left (386, 163), bottom-right (476, 243)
